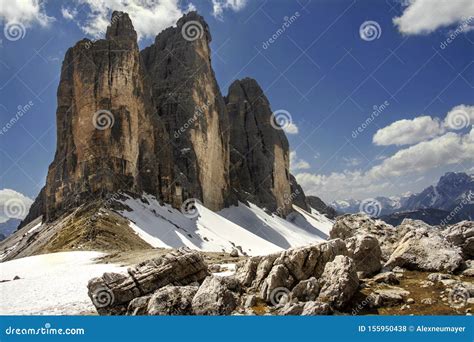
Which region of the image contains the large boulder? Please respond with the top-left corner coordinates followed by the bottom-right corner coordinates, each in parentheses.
top-left (317, 255), bottom-right (359, 309)
top-left (192, 276), bottom-right (241, 315)
top-left (330, 214), bottom-right (398, 260)
top-left (146, 285), bottom-right (198, 315)
top-left (235, 239), bottom-right (347, 300)
top-left (385, 221), bottom-right (463, 273)
top-left (443, 221), bottom-right (474, 259)
top-left (87, 248), bottom-right (208, 315)
top-left (290, 277), bottom-right (320, 302)
top-left (345, 234), bottom-right (382, 277)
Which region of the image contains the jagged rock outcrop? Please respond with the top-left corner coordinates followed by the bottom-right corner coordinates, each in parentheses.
top-left (306, 195), bottom-right (337, 219)
top-left (87, 248), bottom-right (208, 315)
top-left (141, 12), bottom-right (232, 211)
top-left (443, 221), bottom-right (474, 259)
top-left (37, 11), bottom-right (174, 222)
top-left (225, 78), bottom-right (293, 216)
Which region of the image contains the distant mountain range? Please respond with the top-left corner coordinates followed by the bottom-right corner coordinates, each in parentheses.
top-left (331, 172), bottom-right (474, 225)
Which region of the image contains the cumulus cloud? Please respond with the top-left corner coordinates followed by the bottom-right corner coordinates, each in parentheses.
top-left (393, 0), bottom-right (474, 35)
top-left (290, 151), bottom-right (310, 172)
top-left (74, 0), bottom-right (193, 40)
top-left (373, 116), bottom-right (444, 146)
top-left (0, 0), bottom-right (54, 27)
top-left (283, 122), bottom-right (299, 135)
top-left (212, 0), bottom-right (247, 19)
top-left (373, 105), bottom-right (473, 146)
top-left (297, 127), bottom-right (474, 201)
top-left (0, 189), bottom-right (33, 223)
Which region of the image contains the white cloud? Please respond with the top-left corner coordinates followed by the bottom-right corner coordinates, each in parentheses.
top-left (212, 0), bottom-right (247, 19)
top-left (290, 151), bottom-right (310, 172)
top-left (61, 7), bottom-right (78, 21)
top-left (283, 122), bottom-right (299, 135)
top-left (373, 116), bottom-right (444, 146)
top-left (75, 0), bottom-right (193, 40)
top-left (393, 0), bottom-right (474, 35)
top-left (373, 105), bottom-right (474, 146)
top-left (297, 127), bottom-right (474, 201)
top-left (0, 0), bottom-right (54, 27)
top-left (0, 189), bottom-right (33, 223)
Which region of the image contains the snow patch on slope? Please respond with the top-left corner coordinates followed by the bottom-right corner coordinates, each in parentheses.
top-left (0, 251), bottom-right (125, 315)
top-left (118, 194), bottom-right (331, 256)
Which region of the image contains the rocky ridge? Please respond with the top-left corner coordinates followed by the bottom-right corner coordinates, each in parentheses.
top-left (87, 215), bottom-right (474, 316)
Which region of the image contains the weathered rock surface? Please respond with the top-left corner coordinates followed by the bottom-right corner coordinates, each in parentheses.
top-left (385, 220), bottom-right (463, 273)
top-left (443, 221), bottom-right (474, 259)
top-left (87, 248), bottom-right (208, 315)
top-left (277, 301), bottom-right (331, 315)
top-left (371, 287), bottom-right (410, 307)
top-left (290, 277), bottom-right (320, 302)
top-left (330, 214), bottom-right (398, 260)
top-left (225, 78), bottom-right (293, 216)
top-left (236, 239), bottom-right (347, 298)
top-left (306, 195), bottom-right (337, 219)
top-left (146, 285), bottom-right (198, 315)
top-left (369, 272), bottom-right (399, 285)
top-left (318, 255), bottom-right (359, 309)
top-left (192, 276), bottom-right (241, 315)
top-left (345, 234), bottom-right (382, 277)
top-left (141, 12), bottom-right (232, 211)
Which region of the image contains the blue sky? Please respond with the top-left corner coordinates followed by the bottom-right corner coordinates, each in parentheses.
top-left (0, 0), bottom-right (473, 214)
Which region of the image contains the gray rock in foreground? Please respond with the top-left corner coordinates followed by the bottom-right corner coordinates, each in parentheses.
top-left (87, 248), bottom-right (209, 315)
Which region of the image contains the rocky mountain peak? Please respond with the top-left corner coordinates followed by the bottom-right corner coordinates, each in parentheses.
top-left (105, 11), bottom-right (137, 41)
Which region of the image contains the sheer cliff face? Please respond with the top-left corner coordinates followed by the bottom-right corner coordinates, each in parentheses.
top-left (141, 12), bottom-right (231, 211)
top-left (225, 78), bottom-right (293, 215)
top-left (43, 12), bottom-right (173, 220)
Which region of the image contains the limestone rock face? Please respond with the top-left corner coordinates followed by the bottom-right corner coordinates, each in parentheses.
top-left (443, 221), bottom-right (474, 258)
top-left (146, 285), bottom-right (198, 315)
top-left (41, 11), bottom-right (174, 221)
top-left (318, 255), bottom-right (359, 309)
top-left (225, 78), bottom-right (292, 216)
top-left (191, 276), bottom-right (241, 315)
top-left (87, 248), bottom-right (208, 315)
top-left (141, 12), bottom-right (231, 211)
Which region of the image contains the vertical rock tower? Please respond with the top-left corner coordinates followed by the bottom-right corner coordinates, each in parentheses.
top-left (225, 78), bottom-right (293, 215)
top-left (39, 12), bottom-right (174, 220)
top-left (141, 12), bottom-right (232, 211)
